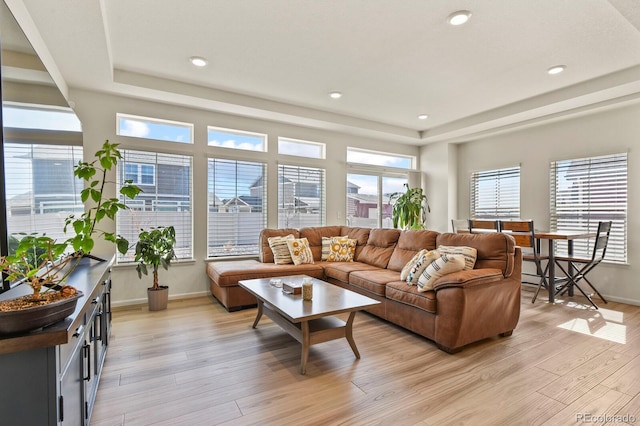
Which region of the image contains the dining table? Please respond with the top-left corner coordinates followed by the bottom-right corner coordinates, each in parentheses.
top-left (533, 230), bottom-right (597, 303)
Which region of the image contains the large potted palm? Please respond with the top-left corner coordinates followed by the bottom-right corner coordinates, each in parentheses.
top-left (134, 226), bottom-right (176, 311)
top-left (388, 183), bottom-right (431, 230)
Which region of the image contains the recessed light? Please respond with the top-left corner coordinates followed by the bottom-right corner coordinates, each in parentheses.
top-left (547, 65), bottom-right (566, 75)
top-left (418, 114), bottom-right (429, 120)
top-left (329, 91), bottom-right (342, 99)
top-left (448, 10), bottom-right (471, 26)
top-left (189, 56), bottom-right (208, 67)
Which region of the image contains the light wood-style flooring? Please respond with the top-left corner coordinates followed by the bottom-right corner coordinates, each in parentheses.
top-left (92, 288), bottom-right (640, 425)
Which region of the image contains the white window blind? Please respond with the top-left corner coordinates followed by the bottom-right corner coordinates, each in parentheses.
top-left (550, 153), bottom-right (627, 263)
top-left (4, 143), bottom-right (84, 241)
top-left (207, 159), bottom-right (267, 257)
top-left (278, 165), bottom-right (325, 228)
top-left (470, 166), bottom-right (520, 219)
top-left (117, 150), bottom-right (193, 262)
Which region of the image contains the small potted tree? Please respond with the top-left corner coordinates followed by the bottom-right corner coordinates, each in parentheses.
top-left (134, 226), bottom-right (176, 311)
top-left (388, 183), bottom-right (431, 230)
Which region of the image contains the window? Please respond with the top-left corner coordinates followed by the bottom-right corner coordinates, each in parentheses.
top-left (116, 150), bottom-right (193, 261)
top-left (4, 143), bottom-right (84, 240)
top-left (207, 159), bottom-right (267, 257)
top-left (3, 102), bottom-right (82, 132)
top-left (278, 165), bottom-right (325, 228)
top-left (208, 126), bottom-right (267, 152)
top-left (117, 113), bottom-right (193, 144)
top-left (124, 162), bottom-right (156, 185)
top-left (347, 173), bottom-right (408, 228)
top-left (470, 166), bottom-right (520, 219)
top-left (278, 137), bottom-right (325, 159)
top-left (347, 147), bottom-right (415, 169)
top-left (550, 153), bottom-right (627, 263)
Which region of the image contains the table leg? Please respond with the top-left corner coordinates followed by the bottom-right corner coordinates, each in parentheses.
top-left (301, 321), bottom-right (310, 375)
top-left (567, 241), bottom-right (575, 297)
top-left (548, 239), bottom-right (556, 303)
top-left (251, 300), bottom-right (264, 329)
top-left (345, 312), bottom-right (360, 359)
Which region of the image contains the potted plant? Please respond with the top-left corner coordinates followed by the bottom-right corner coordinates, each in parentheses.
top-left (388, 183), bottom-right (431, 230)
top-left (0, 141), bottom-right (142, 333)
top-left (134, 226), bottom-right (176, 311)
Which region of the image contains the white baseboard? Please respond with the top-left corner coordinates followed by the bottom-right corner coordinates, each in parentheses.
top-left (111, 290), bottom-right (210, 308)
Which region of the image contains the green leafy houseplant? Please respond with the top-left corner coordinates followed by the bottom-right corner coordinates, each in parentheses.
top-left (134, 226), bottom-right (176, 290)
top-left (388, 183), bottom-right (431, 230)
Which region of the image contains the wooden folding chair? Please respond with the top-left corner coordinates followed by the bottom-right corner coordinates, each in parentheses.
top-left (499, 220), bottom-right (549, 303)
top-left (468, 219), bottom-right (499, 233)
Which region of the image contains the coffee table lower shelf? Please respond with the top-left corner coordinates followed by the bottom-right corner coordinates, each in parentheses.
top-left (254, 301), bottom-right (360, 374)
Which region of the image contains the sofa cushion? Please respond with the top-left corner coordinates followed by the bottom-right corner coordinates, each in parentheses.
top-left (207, 260), bottom-right (323, 287)
top-left (349, 269), bottom-right (401, 296)
top-left (357, 228), bottom-right (401, 268)
top-left (437, 245), bottom-right (477, 270)
top-left (260, 229), bottom-right (300, 263)
top-left (339, 227), bottom-right (371, 259)
top-left (387, 230), bottom-right (439, 271)
top-left (400, 249), bottom-right (427, 281)
top-left (326, 237), bottom-right (357, 262)
top-left (406, 249), bottom-right (441, 285)
top-left (268, 234), bottom-right (296, 264)
top-left (323, 261), bottom-right (379, 283)
top-left (300, 226), bottom-right (343, 260)
top-left (417, 254), bottom-right (466, 292)
top-left (287, 237), bottom-right (314, 265)
top-left (386, 281), bottom-right (437, 314)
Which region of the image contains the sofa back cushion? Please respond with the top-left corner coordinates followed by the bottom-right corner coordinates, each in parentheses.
top-left (299, 226), bottom-right (343, 260)
top-left (339, 227), bottom-right (371, 259)
top-left (387, 230), bottom-right (439, 271)
top-left (259, 228), bottom-right (300, 263)
top-left (356, 228), bottom-right (401, 268)
top-left (435, 232), bottom-right (516, 277)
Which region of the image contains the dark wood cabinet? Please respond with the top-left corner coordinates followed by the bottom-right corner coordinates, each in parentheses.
top-left (0, 255), bottom-right (114, 425)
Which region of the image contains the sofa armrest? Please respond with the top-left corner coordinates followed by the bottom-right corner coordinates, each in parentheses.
top-left (432, 268), bottom-right (504, 291)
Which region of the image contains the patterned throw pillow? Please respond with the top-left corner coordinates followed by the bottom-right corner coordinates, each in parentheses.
top-left (400, 249), bottom-right (427, 281)
top-left (406, 249), bottom-right (440, 285)
top-left (268, 234), bottom-right (295, 264)
top-left (321, 236), bottom-right (347, 261)
top-left (437, 245), bottom-right (477, 270)
top-left (417, 254), bottom-right (466, 292)
top-left (286, 238), bottom-right (314, 265)
top-left (326, 237), bottom-right (357, 262)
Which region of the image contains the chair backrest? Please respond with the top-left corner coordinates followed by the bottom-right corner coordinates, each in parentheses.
top-left (468, 219), bottom-right (499, 233)
top-left (499, 220), bottom-right (537, 250)
top-left (590, 221), bottom-right (612, 263)
top-left (451, 219), bottom-right (469, 233)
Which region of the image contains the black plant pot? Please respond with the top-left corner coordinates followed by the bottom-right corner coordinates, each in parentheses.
top-left (0, 292), bottom-right (83, 335)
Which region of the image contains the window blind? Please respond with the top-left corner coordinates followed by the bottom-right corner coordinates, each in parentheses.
top-left (550, 153), bottom-right (627, 263)
top-left (4, 143), bottom-right (83, 241)
top-left (278, 164), bottom-right (325, 228)
top-left (117, 150), bottom-right (193, 262)
top-left (208, 159), bottom-right (267, 257)
top-left (470, 166), bottom-right (520, 219)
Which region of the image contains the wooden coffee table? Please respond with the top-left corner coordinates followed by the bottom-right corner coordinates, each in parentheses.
top-left (238, 275), bottom-right (380, 374)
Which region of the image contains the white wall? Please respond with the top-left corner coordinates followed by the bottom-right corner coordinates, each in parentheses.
top-left (69, 89), bottom-right (420, 306)
top-left (427, 103), bottom-right (639, 304)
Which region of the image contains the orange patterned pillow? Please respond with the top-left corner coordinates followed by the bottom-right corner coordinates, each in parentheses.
top-left (286, 238), bottom-right (314, 265)
top-left (326, 237), bottom-right (357, 262)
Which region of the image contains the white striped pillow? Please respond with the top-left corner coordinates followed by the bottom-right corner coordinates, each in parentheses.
top-left (268, 234), bottom-right (295, 264)
top-left (417, 254), bottom-right (465, 292)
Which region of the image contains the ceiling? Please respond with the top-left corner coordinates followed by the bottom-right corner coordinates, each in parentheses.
top-left (7, 0), bottom-right (640, 145)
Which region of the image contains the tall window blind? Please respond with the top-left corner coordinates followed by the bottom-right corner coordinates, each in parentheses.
top-left (550, 153), bottom-right (627, 263)
top-left (4, 143), bottom-right (84, 241)
top-left (116, 150), bottom-right (193, 262)
top-left (278, 164), bottom-right (325, 228)
top-left (207, 159), bottom-right (267, 257)
top-left (470, 166), bottom-right (520, 219)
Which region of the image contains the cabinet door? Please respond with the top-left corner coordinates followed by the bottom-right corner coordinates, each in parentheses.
top-left (60, 342), bottom-right (84, 425)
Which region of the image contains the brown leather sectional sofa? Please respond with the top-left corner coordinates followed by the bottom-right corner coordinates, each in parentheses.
top-left (206, 226), bottom-right (522, 353)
